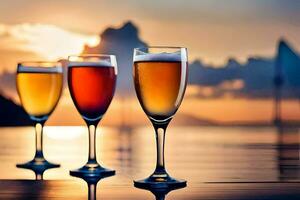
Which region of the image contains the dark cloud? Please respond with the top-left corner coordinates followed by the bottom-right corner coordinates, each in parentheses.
top-left (83, 21), bottom-right (147, 95)
top-left (189, 39), bottom-right (300, 98)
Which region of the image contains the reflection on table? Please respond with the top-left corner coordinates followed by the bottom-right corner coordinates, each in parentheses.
top-left (276, 125), bottom-right (300, 181)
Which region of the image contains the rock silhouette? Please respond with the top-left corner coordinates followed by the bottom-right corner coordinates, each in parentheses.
top-left (0, 93), bottom-right (32, 126)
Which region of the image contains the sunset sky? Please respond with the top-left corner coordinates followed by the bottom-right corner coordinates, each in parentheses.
top-left (0, 0), bottom-right (299, 125)
top-left (0, 0), bottom-right (300, 70)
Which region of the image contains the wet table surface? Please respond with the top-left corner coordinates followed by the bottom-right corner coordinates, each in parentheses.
top-left (0, 180), bottom-right (300, 200)
top-left (0, 126), bottom-right (299, 199)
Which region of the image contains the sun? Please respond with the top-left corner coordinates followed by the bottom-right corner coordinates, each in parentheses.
top-left (0, 23), bottom-right (100, 61)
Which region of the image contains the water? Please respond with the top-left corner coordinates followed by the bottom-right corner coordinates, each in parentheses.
top-left (0, 126), bottom-right (299, 183)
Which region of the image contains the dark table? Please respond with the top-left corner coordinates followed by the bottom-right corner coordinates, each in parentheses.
top-left (0, 180), bottom-right (299, 199)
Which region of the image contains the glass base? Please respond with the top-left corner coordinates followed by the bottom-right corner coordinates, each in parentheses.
top-left (16, 158), bottom-right (60, 170)
top-left (134, 175), bottom-right (186, 189)
top-left (70, 164), bottom-right (115, 178)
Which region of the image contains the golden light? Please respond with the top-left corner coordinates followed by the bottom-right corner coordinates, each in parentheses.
top-left (44, 126), bottom-right (84, 140)
top-left (0, 23), bottom-right (99, 61)
top-left (44, 126), bottom-right (114, 140)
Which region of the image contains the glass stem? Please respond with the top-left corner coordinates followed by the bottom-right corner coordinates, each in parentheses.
top-left (88, 183), bottom-right (97, 200)
top-left (34, 123), bottom-right (44, 159)
top-left (87, 125), bottom-right (98, 165)
top-left (36, 173), bottom-right (43, 180)
top-left (154, 194), bottom-right (166, 200)
top-left (152, 121), bottom-right (170, 175)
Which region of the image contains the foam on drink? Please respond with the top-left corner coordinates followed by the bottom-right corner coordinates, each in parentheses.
top-left (18, 66), bottom-right (62, 73)
top-left (134, 52), bottom-right (184, 62)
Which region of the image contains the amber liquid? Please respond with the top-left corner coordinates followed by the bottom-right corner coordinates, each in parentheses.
top-left (134, 61), bottom-right (187, 121)
top-left (17, 72), bottom-right (63, 120)
top-left (68, 66), bottom-right (116, 122)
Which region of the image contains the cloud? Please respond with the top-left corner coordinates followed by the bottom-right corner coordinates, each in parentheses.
top-left (0, 23), bottom-right (99, 71)
top-left (189, 40), bottom-right (300, 98)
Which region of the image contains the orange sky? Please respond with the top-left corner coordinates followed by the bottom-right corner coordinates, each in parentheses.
top-left (0, 1), bottom-right (300, 67)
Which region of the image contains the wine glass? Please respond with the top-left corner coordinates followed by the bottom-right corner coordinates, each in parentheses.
top-left (68, 54), bottom-right (117, 177)
top-left (133, 47), bottom-right (188, 187)
top-left (16, 61), bottom-right (63, 170)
